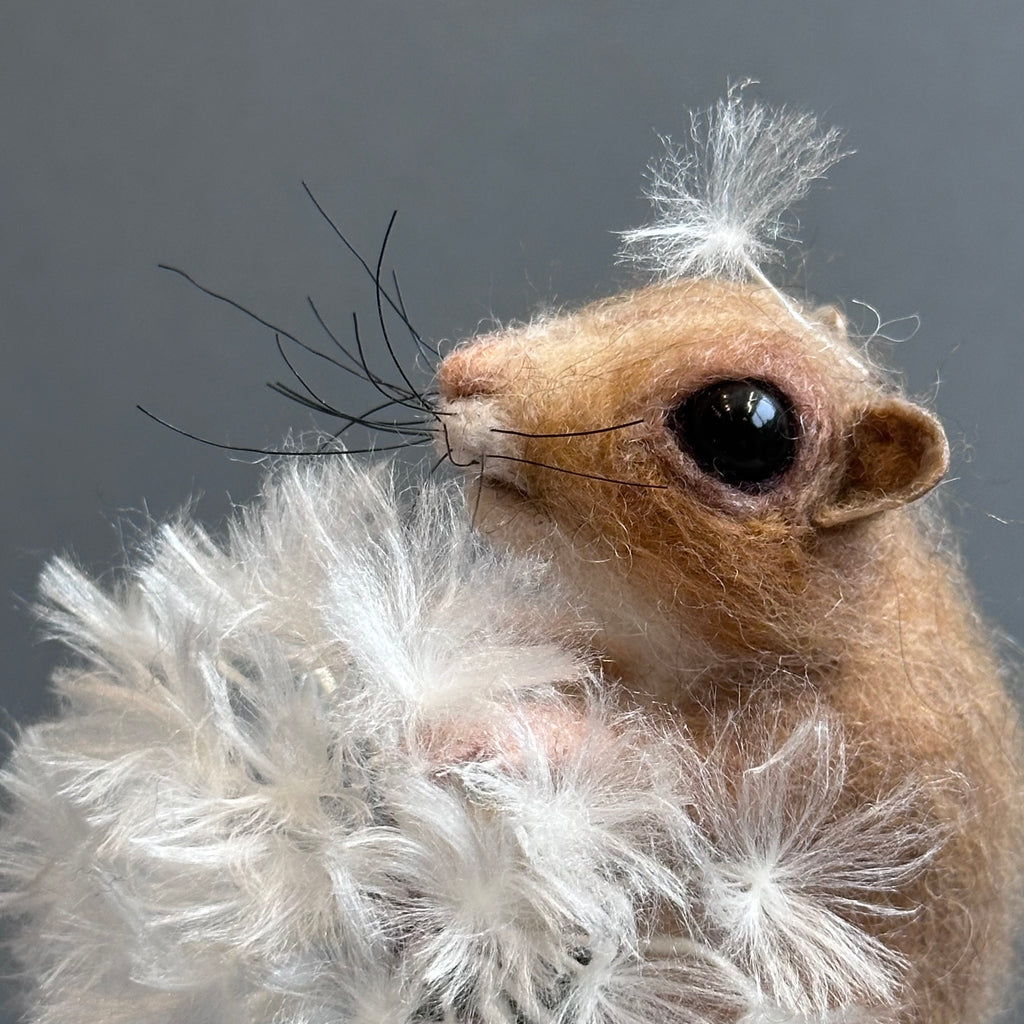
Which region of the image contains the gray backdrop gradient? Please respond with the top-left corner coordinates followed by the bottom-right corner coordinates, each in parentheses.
top-left (2, 3), bottom-right (1023, 1021)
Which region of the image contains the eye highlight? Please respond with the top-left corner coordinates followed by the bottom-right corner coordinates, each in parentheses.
top-left (667, 379), bottom-right (798, 490)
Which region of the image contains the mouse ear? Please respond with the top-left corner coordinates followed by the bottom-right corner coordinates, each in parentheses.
top-left (814, 398), bottom-right (949, 527)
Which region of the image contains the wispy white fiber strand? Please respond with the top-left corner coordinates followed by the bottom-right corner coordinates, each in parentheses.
top-left (618, 88), bottom-right (846, 286)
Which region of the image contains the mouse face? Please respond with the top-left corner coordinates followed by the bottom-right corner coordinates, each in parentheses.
top-left (437, 277), bottom-right (948, 683)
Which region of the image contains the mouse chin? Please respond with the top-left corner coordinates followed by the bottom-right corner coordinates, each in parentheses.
top-left (465, 474), bottom-right (559, 550)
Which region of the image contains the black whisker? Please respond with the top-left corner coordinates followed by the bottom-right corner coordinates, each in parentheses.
top-left (490, 419), bottom-right (645, 439)
top-left (268, 335), bottom-right (428, 435)
top-left (267, 381), bottom-right (432, 437)
top-left (392, 268), bottom-right (440, 359)
top-left (356, 411), bottom-right (433, 430)
top-left (437, 422), bottom-right (662, 489)
top-left (159, 263), bottom-right (431, 417)
top-left (158, 265), bottom-right (348, 378)
top-left (137, 405), bottom-right (431, 458)
top-left (306, 297), bottom-right (442, 418)
top-left (267, 381), bottom-right (341, 417)
top-left (158, 198), bottom-right (442, 460)
top-left (351, 310), bottom-right (434, 415)
top-left (355, 394), bottom-right (434, 427)
top-left (302, 182), bottom-right (431, 354)
top-left (373, 211), bottom-right (432, 412)
top-left (313, 420), bottom-right (432, 455)
top-left (306, 295), bottom-right (410, 396)
top-left (272, 332), bottom-right (334, 410)
top-left (483, 452), bottom-right (666, 490)
top-left (470, 457), bottom-right (487, 526)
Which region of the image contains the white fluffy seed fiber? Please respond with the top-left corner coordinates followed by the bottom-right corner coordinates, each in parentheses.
top-left (0, 460), bottom-right (942, 1024)
top-left (617, 87), bottom-right (846, 282)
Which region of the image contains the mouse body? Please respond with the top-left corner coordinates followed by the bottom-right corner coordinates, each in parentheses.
top-left (437, 275), bottom-right (1024, 1024)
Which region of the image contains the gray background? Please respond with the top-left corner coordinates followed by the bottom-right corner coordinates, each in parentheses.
top-left (2, 2), bottom-right (1023, 1020)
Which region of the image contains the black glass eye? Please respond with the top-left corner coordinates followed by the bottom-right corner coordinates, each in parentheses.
top-left (667, 379), bottom-right (798, 489)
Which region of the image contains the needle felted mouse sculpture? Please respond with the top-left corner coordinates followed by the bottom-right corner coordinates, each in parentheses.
top-left (1, 93), bottom-right (1021, 1024)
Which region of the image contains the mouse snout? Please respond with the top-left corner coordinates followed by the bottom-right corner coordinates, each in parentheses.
top-left (435, 337), bottom-right (528, 489)
top-left (438, 336), bottom-right (513, 401)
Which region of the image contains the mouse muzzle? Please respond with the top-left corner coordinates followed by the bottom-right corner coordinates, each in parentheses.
top-left (436, 337), bottom-right (533, 495)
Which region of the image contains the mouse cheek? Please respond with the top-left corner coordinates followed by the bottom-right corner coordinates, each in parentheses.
top-left (603, 484), bottom-right (818, 658)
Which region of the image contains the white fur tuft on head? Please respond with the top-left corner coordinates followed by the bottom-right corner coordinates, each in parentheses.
top-left (617, 86), bottom-right (846, 283)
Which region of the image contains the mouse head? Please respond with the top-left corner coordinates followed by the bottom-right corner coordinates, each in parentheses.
top-left (432, 94), bottom-right (951, 683)
top-left (436, 277), bottom-right (948, 672)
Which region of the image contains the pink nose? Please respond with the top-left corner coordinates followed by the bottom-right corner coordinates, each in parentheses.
top-left (438, 338), bottom-right (507, 400)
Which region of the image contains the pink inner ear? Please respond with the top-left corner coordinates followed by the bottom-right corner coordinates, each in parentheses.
top-left (420, 703), bottom-right (599, 771)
